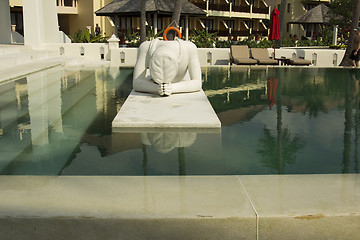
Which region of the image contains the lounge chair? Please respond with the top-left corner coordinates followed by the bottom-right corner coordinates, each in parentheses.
top-left (250, 48), bottom-right (278, 65)
top-left (287, 57), bottom-right (311, 66)
top-left (230, 45), bottom-right (257, 65)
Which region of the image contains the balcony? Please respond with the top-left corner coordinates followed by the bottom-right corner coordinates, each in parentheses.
top-left (192, 1), bottom-right (206, 9)
top-left (209, 3), bottom-right (230, 11)
top-left (233, 5), bottom-right (251, 13)
top-left (252, 7), bottom-right (269, 14)
top-left (57, 0), bottom-right (78, 14)
top-left (252, 29), bottom-right (268, 36)
top-left (210, 29), bottom-right (251, 37)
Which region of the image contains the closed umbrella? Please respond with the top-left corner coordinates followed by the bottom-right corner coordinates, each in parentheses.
top-left (269, 7), bottom-right (280, 59)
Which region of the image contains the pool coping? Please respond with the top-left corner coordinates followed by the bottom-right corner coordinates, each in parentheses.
top-left (0, 174), bottom-right (359, 240)
top-left (1, 62), bottom-right (360, 239)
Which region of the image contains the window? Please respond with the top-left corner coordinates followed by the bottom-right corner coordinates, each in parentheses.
top-left (287, 3), bottom-right (291, 12)
top-left (245, 21), bottom-right (253, 29)
top-left (180, 18), bottom-right (186, 28)
top-left (202, 19), bottom-right (214, 30)
top-left (287, 23), bottom-right (290, 32)
top-left (157, 17), bottom-right (163, 30)
top-left (120, 17), bottom-right (132, 30)
top-left (10, 11), bottom-right (23, 35)
top-left (64, 0), bottom-right (74, 7)
top-left (303, 4), bottom-right (315, 11)
top-left (224, 20), bottom-right (234, 30)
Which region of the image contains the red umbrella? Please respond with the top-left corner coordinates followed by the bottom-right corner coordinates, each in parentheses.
top-left (267, 78), bottom-right (278, 110)
top-left (269, 7), bottom-right (280, 59)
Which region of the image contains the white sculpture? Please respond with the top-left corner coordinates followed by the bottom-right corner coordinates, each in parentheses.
top-left (133, 38), bottom-right (202, 96)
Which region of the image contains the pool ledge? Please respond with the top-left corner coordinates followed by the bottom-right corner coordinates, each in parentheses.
top-left (0, 174), bottom-right (359, 240)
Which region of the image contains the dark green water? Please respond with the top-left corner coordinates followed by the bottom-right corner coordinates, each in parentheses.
top-left (0, 66), bottom-right (359, 175)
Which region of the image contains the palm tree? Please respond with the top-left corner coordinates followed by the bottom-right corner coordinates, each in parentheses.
top-left (339, 0), bottom-right (360, 66)
top-left (172, 0), bottom-right (184, 27)
top-left (140, 0), bottom-right (146, 43)
top-left (279, 0), bottom-right (287, 39)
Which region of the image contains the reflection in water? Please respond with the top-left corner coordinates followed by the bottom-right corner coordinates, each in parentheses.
top-left (259, 76), bottom-right (304, 174)
top-left (141, 132), bottom-right (196, 153)
top-left (0, 67), bottom-right (133, 175)
top-left (204, 67), bottom-right (359, 174)
top-left (1, 67), bottom-right (360, 175)
top-left (267, 77), bottom-right (278, 110)
top-left (343, 71), bottom-right (360, 173)
top-left (141, 132), bottom-right (197, 175)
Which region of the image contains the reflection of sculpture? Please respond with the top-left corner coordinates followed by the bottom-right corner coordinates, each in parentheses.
top-left (133, 38), bottom-right (202, 96)
top-left (141, 132), bottom-right (197, 153)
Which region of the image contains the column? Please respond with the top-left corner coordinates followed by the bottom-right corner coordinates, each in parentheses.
top-left (185, 15), bottom-right (189, 41)
top-left (0, 0), bottom-right (12, 44)
top-left (23, 0), bottom-right (60, 49)
top-left (333, 25), bottom-right (338, 45)
top-left (154, 14), bottom-right (158, 35)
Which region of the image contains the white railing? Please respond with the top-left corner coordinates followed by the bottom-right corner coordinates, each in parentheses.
top-left (42, 43), bottom-right (346, 68)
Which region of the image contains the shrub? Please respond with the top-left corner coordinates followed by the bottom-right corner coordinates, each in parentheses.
top-left (189, 29), bottom-right (218, 48)
top-left (69, 29), bottom-right (108, 43)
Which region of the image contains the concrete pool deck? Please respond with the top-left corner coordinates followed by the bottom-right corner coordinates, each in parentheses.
top-left (0, 174), bottom-right (359, 240)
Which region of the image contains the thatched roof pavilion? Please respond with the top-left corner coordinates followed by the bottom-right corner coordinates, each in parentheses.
top-left (289, 4), bottom-right (329, 24)
top-left (289, 4), bottom-right (329, 39)
top-left (95, 0), bottom-right (206, 40)
top-left (95, 0), bottom-right (206, 17)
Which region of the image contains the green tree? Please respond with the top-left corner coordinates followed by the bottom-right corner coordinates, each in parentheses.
top-left (339, 0), bottom-right (360, 66)
top-left (327, 0), bottom-right (354, 31)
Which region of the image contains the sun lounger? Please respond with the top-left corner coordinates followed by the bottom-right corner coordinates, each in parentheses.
top-left (230, 45), bottom-right (257, 65)
top-left (287, 57), bottom-right (311, 66)
top-left (250, 48), bottom-right (278, 65)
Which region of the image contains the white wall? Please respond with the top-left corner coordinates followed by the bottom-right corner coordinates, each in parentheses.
top-left (43, 43), bottom-right (110, 61)
top-left (23, 0), bottom-right (60, 49)
top-left (270, 48), bottom-right (346, 67)
top-left (41, 43), bottom-right (346, 68)
top-left (0, 0), bottom-right (12, 44)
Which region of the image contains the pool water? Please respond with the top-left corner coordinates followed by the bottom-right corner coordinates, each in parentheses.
top-left (0, 66), bottom-right (359, 175)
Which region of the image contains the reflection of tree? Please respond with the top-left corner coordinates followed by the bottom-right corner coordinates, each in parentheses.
top-left (342, 77), bottom-right (352, 173)
top-left (257, 76), bottom-right (304, 174)
top-left (353, 72), bottom-right (359, 173)
top-left (343, 72), bottom-right (360, 173)
top-left (304, 85), bottom-right (327, 118)
top-left (257, 127), bottom-right (304, 174)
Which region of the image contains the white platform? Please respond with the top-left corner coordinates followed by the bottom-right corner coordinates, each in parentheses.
top-left (112, 90), bottom-right (221, 132)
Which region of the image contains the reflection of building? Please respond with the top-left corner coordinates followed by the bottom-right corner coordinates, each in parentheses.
top-left (0, 67), bottom-right (132, 174)
top-left (265, 0), bottom-right (330, 39)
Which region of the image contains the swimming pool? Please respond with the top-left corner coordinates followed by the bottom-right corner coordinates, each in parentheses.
top-left (0, 66), bottom-right (359, 175)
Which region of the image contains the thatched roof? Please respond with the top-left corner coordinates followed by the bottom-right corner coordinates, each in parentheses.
top-left (289, 4), bottom-right (329, 24)
top-left (95, 0), bottom-right (206, 17)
